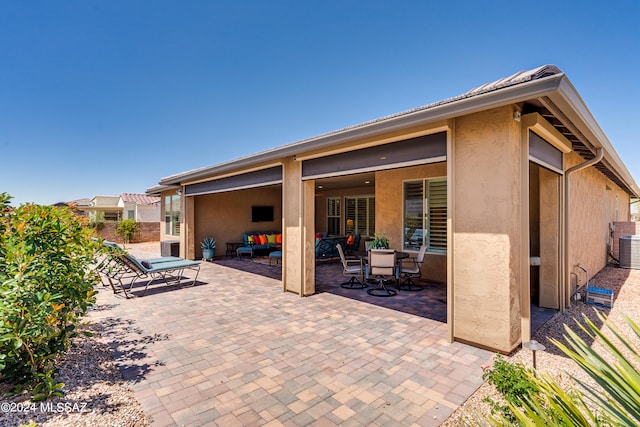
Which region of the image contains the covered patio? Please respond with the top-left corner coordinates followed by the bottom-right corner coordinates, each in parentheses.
top-left (92, 243), bottom-right (494, 426)
top-left (210, 255), bottom-right (555, 333)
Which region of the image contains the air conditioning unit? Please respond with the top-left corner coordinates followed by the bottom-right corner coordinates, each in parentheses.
top-left (619, 235), bottom-right (640, 269)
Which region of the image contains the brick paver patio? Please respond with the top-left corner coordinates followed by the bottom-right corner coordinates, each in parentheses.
top-left (90, 244), bottom-right (493, 426)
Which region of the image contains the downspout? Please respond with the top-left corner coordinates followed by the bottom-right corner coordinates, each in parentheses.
top-left (563, 147), bottom-right (604, 312)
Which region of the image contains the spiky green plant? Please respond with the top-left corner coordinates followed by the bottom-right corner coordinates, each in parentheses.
top-left (486, 311), bottom-right (640, 426)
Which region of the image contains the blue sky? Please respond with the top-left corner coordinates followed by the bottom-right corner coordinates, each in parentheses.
top-left (1, 1), bottom-right (639, 206)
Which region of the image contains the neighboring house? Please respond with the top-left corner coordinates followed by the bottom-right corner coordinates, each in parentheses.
top-left (86, 195), bottom-right (122, 222)
top-left (74, 194), bottom-right (160, 222)
top-left (147, 65), bottom-right (640, 353)
top-left (118, 193), bottom-right (161, 222)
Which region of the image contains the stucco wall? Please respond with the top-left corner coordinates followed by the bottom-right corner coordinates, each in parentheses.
top-left (192, 186), bottom-right (282, 259)
top-left (567, 151), bottom-right (630, 293)
top-left (375, 162), bottom-right (448, 282)
top-left (452, 106), bottom-right (522, 352)
top-left (136, 204), bottom-right (160, 222)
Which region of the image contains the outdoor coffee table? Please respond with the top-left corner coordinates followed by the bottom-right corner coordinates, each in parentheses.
top-left (226, 242), bottom-right (244, 257)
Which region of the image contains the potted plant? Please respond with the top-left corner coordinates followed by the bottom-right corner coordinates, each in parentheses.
top-left (201, 236), bottom-right (216, 260)
top-left (368, 233), bottom-right (390, 249)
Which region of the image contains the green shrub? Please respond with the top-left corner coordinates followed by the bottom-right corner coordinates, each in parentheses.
top-left (498, 311), bottom-right (640, 426)
top-left (482, 354), bottom-right (540, 423)
top-left (88, 211), bottom-right (105, 231)
top-left (116, 218), bottom-right (138, 243)
top-left (0, 193), bottom-right (99, 399)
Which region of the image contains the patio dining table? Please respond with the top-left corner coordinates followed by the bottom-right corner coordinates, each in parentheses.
top-left (358, 250), bottom-right (411, 294)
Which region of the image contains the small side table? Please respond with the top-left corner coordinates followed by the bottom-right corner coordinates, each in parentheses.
top-left (226, 242), bottom-right (244, 257)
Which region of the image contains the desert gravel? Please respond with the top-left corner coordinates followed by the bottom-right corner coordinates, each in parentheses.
top-left (442, 265), bottom-right (640, 426)
top-left (0, 321), bottom-right (151, 427)
top-left (1, 263), bottom-right (638, 426)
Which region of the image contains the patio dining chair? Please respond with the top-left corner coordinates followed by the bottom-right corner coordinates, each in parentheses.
top-left (366, 249), bottom-right (398, 297)
top-left (398, 244), bottom-right (427, 291)
top-left (337, 243), bottom-right (365, 289)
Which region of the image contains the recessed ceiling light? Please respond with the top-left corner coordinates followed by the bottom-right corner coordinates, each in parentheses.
top-left (317, 185), bottom-right (323, 189)
top-left (364, 181), bottom-right (370, 184)
top-left (380, 156), bottom-right (387, 160)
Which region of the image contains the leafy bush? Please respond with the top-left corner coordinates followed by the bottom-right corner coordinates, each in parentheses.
top-left (0, 193), bottom-right (98, 399)
top-left (116, 218), bottom-right (138, 243)
top-left (88, 211), bottom-right (105, 231)
top-left (482, 354), bottom-right (540, 423)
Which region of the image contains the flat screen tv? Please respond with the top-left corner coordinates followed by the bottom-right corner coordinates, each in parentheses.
top-left (251, 206), bottom-right (274, 222)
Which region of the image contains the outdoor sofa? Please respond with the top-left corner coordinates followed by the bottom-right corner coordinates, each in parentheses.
top-left (236, 232), bottom-right (282, 257)
top-left (315, 234), bottom-right (361, 260)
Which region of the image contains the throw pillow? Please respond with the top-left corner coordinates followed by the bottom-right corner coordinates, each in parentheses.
top-left (315, 232), bottom-right (323, 239)
top-left (259, 234), bottom-right (268, 245)
top-left (140, 260), bottom-right (153, 269)
top-left (247, 235), bottom-right (254, 244)
top-left (346, 235), bottom-right (355, 246)
top-left (267, 234), bottom-right (277, 244)
top-left (276, 233), bottom-right (282, 244)
top-left (253, 235), bottom-right (261, 245)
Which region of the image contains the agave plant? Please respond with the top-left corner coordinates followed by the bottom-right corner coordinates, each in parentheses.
top-left (201, 237), bottom-right (216, 250)
top-left (487, 310), bottom-right (640, 426)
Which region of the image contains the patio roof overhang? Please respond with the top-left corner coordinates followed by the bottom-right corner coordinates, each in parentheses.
top-left (146, 184), bottom-right (180, 197)
top-left (149, 65), bottom-right (640, 198)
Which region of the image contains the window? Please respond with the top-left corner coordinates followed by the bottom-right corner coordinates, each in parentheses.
top-left (164, 195), bottom-right (181, 236)
top-left (327, 197), bottom-right (341, 235)
top-left (345, 196), bottom-right (375, 237)
top-left (403, 178), bottom-right (447, 253)
top-left (127, 210), bottom-right (135, 220)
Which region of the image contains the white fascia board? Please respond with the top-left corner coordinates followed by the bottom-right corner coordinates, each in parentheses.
top-left (145, 184), bottom-right (180, 196)
top-left (548, 79), bottom-right (640, 197)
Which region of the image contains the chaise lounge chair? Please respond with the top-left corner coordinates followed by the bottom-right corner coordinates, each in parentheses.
top-left (97, 240), bottom-right (201, 298)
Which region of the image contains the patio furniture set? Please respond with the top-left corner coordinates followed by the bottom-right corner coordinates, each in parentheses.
top-left (338, 243), bottom-right (428, 297)
top-left (231, 232), bottom-right (363, 265)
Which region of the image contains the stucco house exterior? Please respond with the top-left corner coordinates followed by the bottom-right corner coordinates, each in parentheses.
top-left (118, 193), bottom-right (161, 222)
top-left (74, 193), bottom-right (160, 222)
top-left (147, 65), bottom-right (640, 353)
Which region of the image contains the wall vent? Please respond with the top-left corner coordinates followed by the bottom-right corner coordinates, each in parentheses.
top-left (619, 235), bottom-right (640, 269)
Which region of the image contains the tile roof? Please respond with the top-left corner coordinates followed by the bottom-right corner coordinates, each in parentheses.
top-left (66, 198), bottom-right (92, 207)
top-left (120, 193), bottom-right (160, 205)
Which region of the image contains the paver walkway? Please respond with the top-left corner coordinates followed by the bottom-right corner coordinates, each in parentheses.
top-left (90, 244), bottom-right (493, 426)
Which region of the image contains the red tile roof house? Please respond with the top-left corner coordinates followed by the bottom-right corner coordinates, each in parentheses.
top-left (118, 193), bottom-right (161, 222)
top-left (147, 65), bottom-right (639, 353)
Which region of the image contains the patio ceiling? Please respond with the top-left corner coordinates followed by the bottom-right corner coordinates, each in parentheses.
top-left (314, 172), bottom-right (375, 192)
